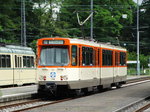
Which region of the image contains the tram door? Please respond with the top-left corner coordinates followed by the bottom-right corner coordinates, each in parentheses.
top-left (14, 55), bottom-right (23, 85)
top-left (79, 47), bottom-right (98, 86)
top-left (114, 52), bottom-right (119, 82)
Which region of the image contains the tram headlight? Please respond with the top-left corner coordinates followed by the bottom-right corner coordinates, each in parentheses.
top-left (60, 75), bottom-right (68, 81)
top-left (60, 76), bottom-right (63, 81)
top-left (43, 76), bottom-right (46, 81)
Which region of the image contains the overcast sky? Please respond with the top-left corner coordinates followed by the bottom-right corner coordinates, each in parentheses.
top-left (133, 0), bottom-right (143, 4)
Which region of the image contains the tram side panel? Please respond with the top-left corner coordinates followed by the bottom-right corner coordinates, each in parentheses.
top-left (20, 68), bottom-right (37, 84)
top-left (13, 55), bottom-right (22, 85)
top-left (20, 55), bottom-right (36, 84)
top-left (114, 51), bottom-right (127, 82)
top-left (113, 51), bottom-right (120, 82)
top-left (101, 68), bottom-right (114, 86)
top-left (0, 69), bottom-right (13, 85)
top-left (64, 68), bottom-right (80, 89)
top-left (13, 53), bottom-right (36, 86)
top-left (77, 46), bottom-right (99, 89)
top-left (0, 54), bottom-right (14, 86)
top-left (118, 67), bottom-right (127, 81)
top-left (79, 67), bottom-right (99, 89)
top-left (113, 67), bottom-right (127, 83)
top-left (100, 49), bottom-right (114, 86)
top-left (118, 52), bottom-right (127, 82)
top-left (114, 67), bottom-right (120, 82)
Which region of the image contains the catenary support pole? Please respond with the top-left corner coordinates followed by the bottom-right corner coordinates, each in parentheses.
top-left (90, 0), bottom-right (93, 40)
top-left (137, 0), bottom-right (140, 75)
top-left (21, 0), bottom-right (26, 46)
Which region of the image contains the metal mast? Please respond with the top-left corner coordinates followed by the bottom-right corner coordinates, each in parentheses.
top-left (90, 0), bottom-right (93, 40)
top-left (21, 0), bottom-right (26, 46)
top-left (137, 0), bottom-right (140, 75)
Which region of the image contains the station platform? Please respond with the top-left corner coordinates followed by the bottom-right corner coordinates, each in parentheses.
top-left (0, 75), bottom-right (149, 102)
top-left (0, 85), bottom-right (37, 102)
top-left (127, 75), bottom-right (150, 80)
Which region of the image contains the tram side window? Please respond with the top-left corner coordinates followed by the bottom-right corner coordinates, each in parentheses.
top-left (23, 56), bottom-right (34, 68)
top-left (15, 55), bottom-right (17, 67)
top-left (2, 55), bottom-right (6, 67)
top-left (82, 47), bottom-right (94, 66)
top-left (120, 52), bottom-right (126, 66)
top-left (15, 56), bottom-right (22, 68)
top-left (6, 55), bottom-right (11, 67)
top-left (27, 57), bottom-right (30, 67)
top-left (31, 57), bottom-right (34, 67)
top-left (17, 57), bottom-right (20, 68)
top-left (23, 56), bottom-right (26, 67)
top-left (0, 55), bottom-right (11, 68)
top-left (72, 45), bottom-right (77, 66)
top-left (102, 50), bottom-right (113, 66)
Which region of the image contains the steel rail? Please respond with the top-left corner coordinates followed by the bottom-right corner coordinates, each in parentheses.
top-left (13, 98), bottom-right (72, 112)
top-left (0, 99), bottom-right (40, 109)
top-left (113, 96), bottom-right (150, 112)
top-left (135, 103), bottom-right (150, 112)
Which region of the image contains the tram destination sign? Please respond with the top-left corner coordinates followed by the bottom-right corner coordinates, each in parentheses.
top-left (43, 40), bottom-right (64, 45)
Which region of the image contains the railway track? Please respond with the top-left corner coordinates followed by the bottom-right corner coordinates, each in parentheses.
top-left (0, 98), bottom-right (72, 112)
top-left (126, 76), bottom-right (150, 84)
top-left (135, 103), bottom-right (150, 112)
top-left (0, 77), bottom-right (150, 112)
top-left (0, 99), bottom-right (41, 111)
top-left (114, 96), bottom-right (150, 112)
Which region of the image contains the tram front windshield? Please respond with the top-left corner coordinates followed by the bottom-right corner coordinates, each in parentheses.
top-left (39, 46), bottom-right (69, 66)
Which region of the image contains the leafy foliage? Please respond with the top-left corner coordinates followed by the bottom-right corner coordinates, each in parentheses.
top-left (139, 0), bottom-right (150, 54)
top-left (0, 0), bottom-right (19, 43)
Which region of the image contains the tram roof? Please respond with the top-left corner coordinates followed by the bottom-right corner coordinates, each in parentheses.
top-left (0, 45), bottom-right (35, 55)
top-left (38, 37), bottom-right (127, 51)
top-left (69, 38), bottom-right (126, 51)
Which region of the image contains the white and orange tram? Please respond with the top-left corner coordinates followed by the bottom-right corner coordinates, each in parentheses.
top-left (0, 44), bottom-right (36, 87)
top-left (37, 37), bottom-right (127, 95)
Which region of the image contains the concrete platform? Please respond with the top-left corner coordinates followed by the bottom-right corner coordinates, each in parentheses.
top-left (127, 75), bottom-right (150, 80)
top-left (0, 85), bottom-right (37, 102)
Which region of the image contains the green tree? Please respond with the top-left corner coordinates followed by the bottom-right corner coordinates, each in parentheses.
top-left (0, 0), bottom-right (19, 43)
top-left (128, 52), bottom-right (150, 68)
top-left (0, 0), bottom-right (62, 45)
top-left (139, 0), bottom-right (150, 55)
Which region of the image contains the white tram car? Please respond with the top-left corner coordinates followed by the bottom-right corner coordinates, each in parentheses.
top-left (0, 44), bottom-right (36, 86)
top-left (37, 37), bottom-right (127, 95)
